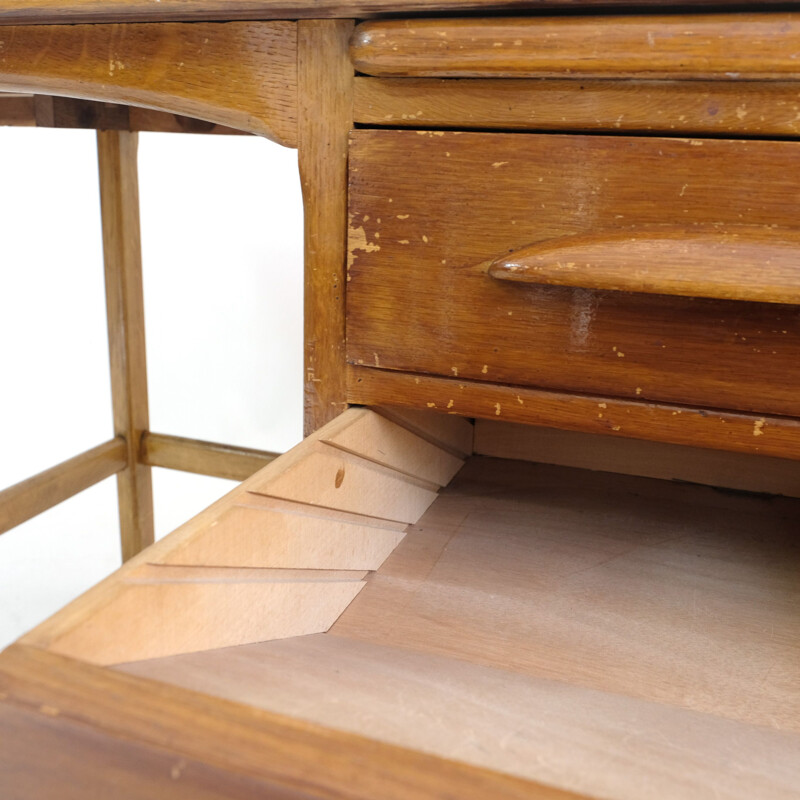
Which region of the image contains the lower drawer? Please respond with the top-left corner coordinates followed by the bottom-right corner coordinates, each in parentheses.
top-left (4, 408), bottom-right (798, 799)
top-left (347, 130), bottom-right (800, 417)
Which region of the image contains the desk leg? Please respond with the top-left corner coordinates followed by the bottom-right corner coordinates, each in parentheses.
top-left (299, 19), bottom-right (354, 435)
top-left (98, 130), bottom-right (154, 561)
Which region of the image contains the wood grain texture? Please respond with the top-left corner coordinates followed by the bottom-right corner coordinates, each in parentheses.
top-left (347, 367), bottom-right (800, 461)
top-left (352, 14), bottom-right (800, 79)
top-left (123, 634), bottom-right (800, 800)
top-left (474, 421), bottom-right (800, 498)
top-left (45, 575), bottom-right (365, 664)
top-left (0, 0), bottom-right (779, 26)
top-left (354, 77), bottom-right (800, 137)
top-left (347, 131), bottom-right (800, 418)
top-left (122, 458), bottom-right (800, 800)
top-left (0, 22), bottom-right (297, 144)
top-left (247, 441), bottom-right (438, 524)
top-left (0, 644), bottom-right (566, 800)
top-left (299, 20), bottom-right (354, 434)
top-left (332, 458), bottom-right (800, 734)
top-left (2, 95), bottom-right (249, 133)
top-left (0, 439), bottom-right (127, 536)
top-left (141, 432), bottom-right (278, 482)
top-left (20, 409), bottom-right (458, 662)
top-left (99, 130), bottom-right (154, 561)
top-left (161, 497), bottom-right (407, 570)
top-left (488, 227), bottom-right (800, 304)
top-left (0, 92), bottom-right (34, 125)
top-left (373, 405), bottom-right (474, 457)
top-left (322, 409), bottom-right (464, 486)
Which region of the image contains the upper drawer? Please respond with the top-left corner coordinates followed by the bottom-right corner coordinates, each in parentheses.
top-left (346, 130), bottom-right (800, 417)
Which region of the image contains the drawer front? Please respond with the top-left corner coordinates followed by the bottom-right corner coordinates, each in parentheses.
top-left (347, 130), bottom-right (800, 417)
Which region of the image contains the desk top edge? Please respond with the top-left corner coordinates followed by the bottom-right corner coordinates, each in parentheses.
top-left (0, 0), bottom-right (796, 26)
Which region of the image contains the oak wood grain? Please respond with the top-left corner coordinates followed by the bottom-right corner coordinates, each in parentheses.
top-left (0, 0), bottom-right (779, 26)
top-left (0, 22), bottom-right (297, 145)
top-left (141, 432), bottom-right (278, 482)
top-left (487, 227), bottom-right (800, 305)
top-left (299, 20), bottom-right (354, 433)
top-left (346, 366), bottom-right (800, 461)
top-left (352, 14), bottom-right (800, 79)
top-left (347, 130), bottom-right (800, 418)
top-left (0, 92), bottom-right (35, 125)
top-left (0, 644), bottom-right (569, 800)
top-left (355, 77), bottom-right (800, 137)
top-left (0, 439), bottom-right (127, 537)
top-left (99, 130), bottom-right (154, 561)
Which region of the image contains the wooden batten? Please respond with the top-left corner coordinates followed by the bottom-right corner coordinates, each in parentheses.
top-left (21, 408), bottom-right (465, 665)
top-left (300, 20), bottom-right (354, 434)
top-left (347, 367), bottom-right (800, 461)
top-left (354, 78), bottom-right (800, 138)
top-left (0, 22), bottom-right (297, 145)
top-left (141, 432), bottom-right (278, 482)
top-left (474, 421), bottom-right (800, 498)
top-left (0, 438), bottom-right (127, 537)
top-left (351, 14), bottom-right (800, 80)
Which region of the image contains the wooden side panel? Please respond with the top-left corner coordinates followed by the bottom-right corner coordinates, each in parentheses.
top-left (322, 409), bottom-right (464, 485)
top-left (162, 500), bottom-right (406, 570)
top-left (354, 78), bottom-right (800, 137)
top-left (0, 22), bottom-right (297, 145)
top-left (247, 442), bottom-right (438, 523)
top-left (299, 20), bottom-right (354, 434)
top-left (347, 131), bottom-right (800, 418)
top-left (352, 14), bottom-right (800, 79)
top-left (20, 409), bottom-right (464, 664)
top-left (474, 421), bottom-right (800, 497)
top-left (373, 405), bottom-right (474, 457)
top-left (46, 578), bottom-right (365, 665)
top-left (99, 130), bottom-right (154, 561)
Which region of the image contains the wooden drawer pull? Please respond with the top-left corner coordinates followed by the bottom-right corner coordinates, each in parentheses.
top-left (487, 227), bottom-right (800, 304)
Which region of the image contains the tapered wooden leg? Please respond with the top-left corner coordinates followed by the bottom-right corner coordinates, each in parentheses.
top-left (299, 20), bottom-right (354, 435)
top-left (98, 130), bottom-right (154, 561)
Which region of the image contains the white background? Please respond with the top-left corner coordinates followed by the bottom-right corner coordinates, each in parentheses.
top-left (0, 128), bottom-right (304, 649)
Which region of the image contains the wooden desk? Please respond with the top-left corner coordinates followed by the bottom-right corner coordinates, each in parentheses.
top-left (1, 4), bottom-right (799, 798)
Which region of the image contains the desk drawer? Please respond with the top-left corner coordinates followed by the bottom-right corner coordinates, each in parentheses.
top-left (346, 130), bottom-right (800, 417)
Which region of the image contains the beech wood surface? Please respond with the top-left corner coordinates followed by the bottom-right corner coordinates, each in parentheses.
top-left (121, 458), bottom-right (800, 800)
top-left (354, 78), bottom-right (800, 137)
top-left (98, 130), bottom-right (154, 561)
top-left (473, 421), bottom-right (800, 497)
top-left (0, 22), bottom-right (297, 145)
top-left (352, 14), bottom-right (800, 79)
top-left (347, 367), bottom-right (800, 460)
top-left (141, 432), bottom-right (278, 482)
top-left (0, 0), bottom-right (778, 26)
top-left (488, 227), bottom-right (800, 304)
top-left (0, 438), bottom-right (127, 537)
top-left (0, 644), bottom-right (567, 800)
top-left (347, 130), bottom-right (800, 418)
top-left (299, 20), bottom-right (354, 434)
top-left (20, 409), bottom-right (462, 664)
